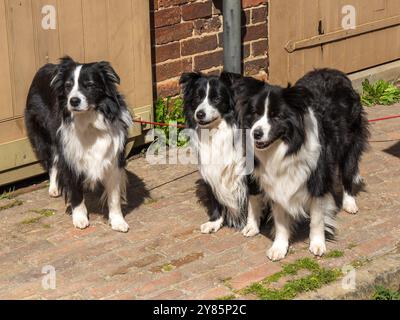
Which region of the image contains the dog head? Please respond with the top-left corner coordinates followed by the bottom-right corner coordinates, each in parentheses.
top-left (51, 56), bottom-right (123, 119)
top-left (234, 76), bottom-right (312, 155)
top-left (179, 72), bottom-right (237, 129)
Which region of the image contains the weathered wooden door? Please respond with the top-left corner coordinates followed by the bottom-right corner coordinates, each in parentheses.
top-left (0, 0), bottom-right (153, 186)
top-left (269, 0), bottom-right (400, 85)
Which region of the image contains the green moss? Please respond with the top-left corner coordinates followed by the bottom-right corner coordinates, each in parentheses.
top-left (351, 257), bottom-right (372, 269)
top-left (240, 258), bottom-right (342, 300)
top-left (264, 271), bottom-right (284, 284)
top-left (21, 209), bottom-right (56, 225)
top-left (0, 199), bottom-right (23, 211)
top-left (31, 209), bottom-right (56, 217)
top-left (144, 198), bottom-right (158, 205)
top-left (161, 264), bottom-right (176, 272)
top-left (21, 216), bottom-right (42, 225)
top-left (282, 258), bottom-right (320, 275)
top-left (324, 250), bottom-right (344, 259)
top-left (0, 188), bottom-right (15, 200)
top-left (221, 277), bottom-right (234, 290)
top-left (373, 286), bottom-right (400, 300)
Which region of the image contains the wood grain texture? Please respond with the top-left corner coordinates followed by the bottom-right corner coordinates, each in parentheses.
top-left (270, 0), bottom-right (400, 85)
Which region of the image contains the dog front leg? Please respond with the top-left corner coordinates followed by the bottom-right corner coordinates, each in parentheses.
top-left (267, 203), bottom-right (290, 261)
top-left (200, 184), bottom-right (224, 234)
top-left (105, 168), bottom-right (129, 233)
top-left (309, 195), bottom-right (335, 256)
top-left (70, 182), bottom-right (89, 230)
top-left (242, 194), bottom-right (262, 237)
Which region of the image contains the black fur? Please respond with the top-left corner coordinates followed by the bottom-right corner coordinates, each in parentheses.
top-left (180, 72), bottom-right (262, 229)
top-left (233, 68), bottom-right (370, 202)
top-left (25, 56), bottom-right (131, 214)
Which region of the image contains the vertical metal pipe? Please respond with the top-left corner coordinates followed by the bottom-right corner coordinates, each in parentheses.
top-left (223, 0), bottom-right (242, 74)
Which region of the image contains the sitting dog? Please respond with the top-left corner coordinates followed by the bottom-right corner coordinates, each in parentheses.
top-left (233, 69), bottom-right (369, 260)
top-left (25, 56), bottom-right (133, 232)
top-left (180, 72), bottom-right (263, 237)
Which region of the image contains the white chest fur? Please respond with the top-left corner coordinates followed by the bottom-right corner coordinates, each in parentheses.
top-left (59, 111), bottom-right (124, 189)
top-left (194, 120), bottom-right (247, 215)
top-left (254, 109), bottom-right (321, 218)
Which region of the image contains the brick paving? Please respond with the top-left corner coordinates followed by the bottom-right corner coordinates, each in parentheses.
top-left (0, 105), bottom-right (399, 300)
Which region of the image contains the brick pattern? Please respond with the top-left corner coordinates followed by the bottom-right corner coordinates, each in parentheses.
top-left (0, 105), bottom-right (400, 299)
top-left (151, 0), bottom-right (269, 97)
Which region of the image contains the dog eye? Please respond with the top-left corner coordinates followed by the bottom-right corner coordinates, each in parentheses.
top-left (65, 81), bottom-right (73, 88)
top-left (85, 81), bottom-right (95, 88)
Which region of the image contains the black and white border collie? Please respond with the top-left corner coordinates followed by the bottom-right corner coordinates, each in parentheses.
top-left (234, 69), bottom-right (369, 261)
top-left (25, 57), bottom-right (133, 232)
top-left (180, 72), bottom-right (263, 237)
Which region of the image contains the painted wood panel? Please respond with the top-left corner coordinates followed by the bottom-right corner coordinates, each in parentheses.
top-left (0, 0), bottom-right (153, 185)
top-left (270, 0), bottom-right (400, 85)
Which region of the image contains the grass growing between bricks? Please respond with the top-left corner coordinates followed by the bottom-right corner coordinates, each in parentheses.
top-left (219, 257), bottom-right (343, 300)
top-left (0, 199), bottom-right (23, 211)
top-left (0, 188), bottom-right (23, 211)
top-left (0, 188), bottom-right (15, 200)
top-left (324, 250), bottom-right (344, 259)
top-left (372, 286), bottom-right (400, 300)
top-left (21, 209), bottom-right (56, 225)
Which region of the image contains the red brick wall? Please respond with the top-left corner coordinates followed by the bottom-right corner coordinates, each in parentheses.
top-left (151, 0), bottom-right (269, 98)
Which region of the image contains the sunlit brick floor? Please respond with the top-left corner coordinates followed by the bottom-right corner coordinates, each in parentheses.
top-left (0, 105), bottom-right (399, 299)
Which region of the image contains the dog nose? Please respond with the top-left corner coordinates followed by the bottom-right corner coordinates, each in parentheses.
top-left (70, 97), bottom-right (81, 107)
top-left (253, 128), bottom-right (264, 140)
top-left (196, 110), bottom-right (206, 120)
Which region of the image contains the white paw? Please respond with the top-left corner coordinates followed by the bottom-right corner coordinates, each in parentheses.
top-left (201, 220), bottom-right (223, 234)
top-left (309, 239), bottom-right (327, 257)
top-left (343, 193), bottom-right (359, 214)
top-left (242, 224), bottom-right (260, 237)
top-left (267, 241), bottom-right (289, 261)
top-left (110, 217), bottom-right (129, 233)
top-left (48, 185), bottom-right (61, 198)
top-left (73, 214), bottom-right (90, 230)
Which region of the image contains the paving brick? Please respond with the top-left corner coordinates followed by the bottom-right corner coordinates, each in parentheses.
top-left (230, 263), bottom-right (282, 290)
top-left (1, 104), bottom-right (400, 299)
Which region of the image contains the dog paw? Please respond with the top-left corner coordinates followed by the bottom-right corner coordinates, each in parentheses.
top-left (343, 194), bottom-right (359, 214)
top-left (201, 220), bottom-right (222, 234)
top-left (309, 239), bottom-right (327, 257)
top-left (73, 215), bottom-right (90, 230)
top-left (242, 224), bottom-right (260, 237)
top-left (267, 241), bottom-right (288, 261)
top-left (110, 217), bottom-right (129, 233)
top-left (48, 186), bottom-right (61, 198)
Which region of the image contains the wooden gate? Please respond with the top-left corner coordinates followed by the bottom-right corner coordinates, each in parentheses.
top-left (269, 0), bottom-right (400, 85)
top-left (0, 0), bottom-right (153, 186)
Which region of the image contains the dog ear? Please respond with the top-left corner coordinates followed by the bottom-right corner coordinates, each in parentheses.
top-left (50, 56), bottom-right (76, 89)
top-left (179, 72), bottom-right (202, 97)
top-left (98, 61), bottom-right (121, 85)
top-left (282, 85), bottom-right (312, 113)
top-left (220, 71), bottom-right (243, 89)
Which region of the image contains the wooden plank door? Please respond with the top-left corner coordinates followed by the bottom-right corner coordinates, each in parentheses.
top-left (269, 0), bottom-right (400, 85)
top-left (0, 0), bottom-right (153, 186)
